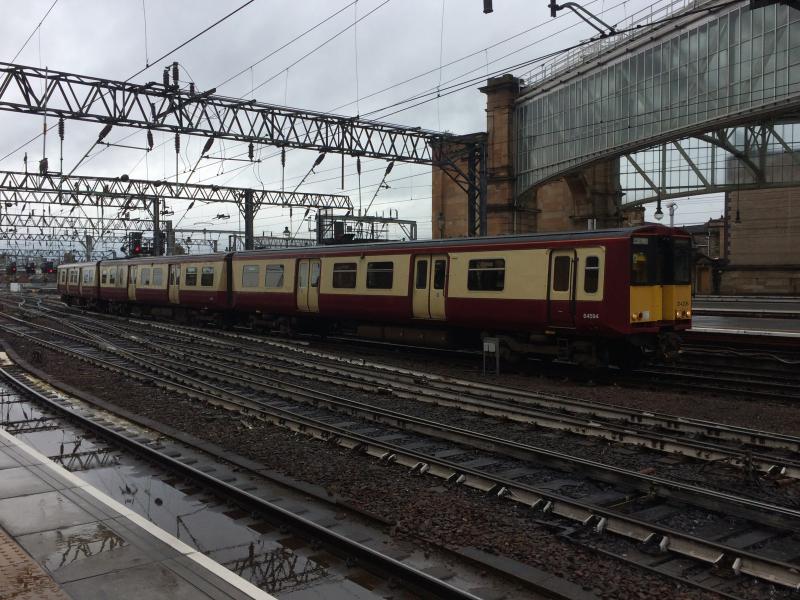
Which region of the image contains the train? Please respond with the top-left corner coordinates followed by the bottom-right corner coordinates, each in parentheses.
top-left (57, 224), bottom-right (692, 368)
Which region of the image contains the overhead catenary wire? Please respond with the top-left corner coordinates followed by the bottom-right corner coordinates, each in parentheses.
top-left (163, 0), bottom-right (639, 189)
top-left (246, 0), bottom-right (392, 97)
top-left (217, 0), bottom-right (358, 92)
top-left (10, 0), bottom-right (60, 63)
top-left (80, 0), bottom-right (625, 187)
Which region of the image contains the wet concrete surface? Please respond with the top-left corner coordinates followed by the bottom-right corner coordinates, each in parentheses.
top-left (0, 378), bottom-right (528, 599)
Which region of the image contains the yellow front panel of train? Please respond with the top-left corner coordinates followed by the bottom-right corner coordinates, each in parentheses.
top-left (663, 284), bottom-right (692, 320)
top-left (630, 286), bottom-right (662, 323)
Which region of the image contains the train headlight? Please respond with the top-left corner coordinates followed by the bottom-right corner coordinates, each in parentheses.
top-left (631, 313), bottom-right (637, 321)
top-left (686, 310), bottom-right (691, 317)
top-left (675, 310), bottom-right (681, 318)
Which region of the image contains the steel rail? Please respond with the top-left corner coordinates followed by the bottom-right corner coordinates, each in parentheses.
top-left (120, 325), bottom-right (800, 481)
top-left (2, 315), bottom-right (800, 589)
top-left (0, 364), bottom-right (481, 600)
top-left (106, 317), bottom-right (800, 459)
top-left (24, 304), bottom-right (800, 480)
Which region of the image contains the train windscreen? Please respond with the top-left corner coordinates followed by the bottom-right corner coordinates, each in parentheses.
top-left (631, 236), bottom-right (691, 285)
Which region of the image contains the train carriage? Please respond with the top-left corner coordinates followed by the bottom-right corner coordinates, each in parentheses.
top-left (58, 224), bottom-right (691, 367)
top-left (58, 261), bottom-right (100, 304)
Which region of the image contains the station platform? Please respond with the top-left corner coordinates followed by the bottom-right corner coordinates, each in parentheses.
top-left (691, 315), bottom-right (800, 337)
top-left (0, 427), bottom-right (274, 600)
top-left (693, 296), bottom-right (800, 319)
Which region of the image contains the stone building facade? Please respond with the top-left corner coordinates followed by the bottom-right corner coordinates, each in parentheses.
top-left (432, 74), bottom-right (639, 239)
top-left (721, 186), bottom-right (800, 295)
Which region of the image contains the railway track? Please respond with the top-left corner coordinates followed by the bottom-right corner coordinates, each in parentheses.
top-left (2, 309), bottom-right (800, 595)
top-left (16, 293), bottom-right (800, 402)
top-left (0, 360), bottom-right (517, 600)
top-left (37, 305), bottom-right (800, 483)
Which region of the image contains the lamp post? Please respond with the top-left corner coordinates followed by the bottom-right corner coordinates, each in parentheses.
top-left (667, 202), bottom-right (677, 227)
top-left (654, 198), bottom-right (664, 221)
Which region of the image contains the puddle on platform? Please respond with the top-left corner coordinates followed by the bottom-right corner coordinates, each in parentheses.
top-left (0, 385), bottom-right (378, 598)
top-left (40, 521), bottom-right (128, 571)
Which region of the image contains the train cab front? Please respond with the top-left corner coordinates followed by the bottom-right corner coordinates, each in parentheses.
top-left (628, 229), bottom-right (692, 361)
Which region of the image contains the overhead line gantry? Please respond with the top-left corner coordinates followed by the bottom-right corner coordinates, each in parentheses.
top-left (0, 62), bottom-right (487, 235)
top-left (0, 170), bottom-right (352, 254)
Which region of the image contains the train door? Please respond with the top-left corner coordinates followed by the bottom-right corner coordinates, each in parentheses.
top-left (412, 254), bottom-right (447, 320)
top-left (168, 264), bottom-right (181, 304)
top-left (547, 250), bottom-right (576, 328)
top-left (128, 266), bottom-right (137, 301)
top-left (297, 258), bottom-right (321, 313)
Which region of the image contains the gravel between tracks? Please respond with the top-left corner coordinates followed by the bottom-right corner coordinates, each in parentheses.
top-left (0, 332), bottom-right (754, 600)
top-left (302, 340), bottom-right (800, 436)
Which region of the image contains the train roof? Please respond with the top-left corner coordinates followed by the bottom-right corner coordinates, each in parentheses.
top-left (237, 224), bottom-right (686, 258)
top-left (59, 224), bottom-right (687, 266)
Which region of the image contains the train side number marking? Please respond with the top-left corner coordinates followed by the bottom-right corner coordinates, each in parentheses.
top-left (582, 313), bottom-right (600, 319)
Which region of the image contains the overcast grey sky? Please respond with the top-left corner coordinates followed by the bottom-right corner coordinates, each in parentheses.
top-left (0, 0), bottom-right (720, 252)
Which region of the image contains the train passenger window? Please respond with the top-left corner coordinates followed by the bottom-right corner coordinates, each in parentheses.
top-left (332, 263), bottom-right (357, 288)
top-left (265, 264), bottom-right (284, 288)
top-left (83, 270), bottom-right (94, 284)
top-left (415, 261), bottom-right (428, 289)
top-left (59, 270), bottom-right (66, 283)
top-left (152, 268), bottom-right (163, 287)
top-left (109, 269), bottom-right (116, 285)
top-left (553, 256), bottom-right (571, 291)
top-left (366, 262), bottom-right (393, 289)
top-left (467, 259), bottom-right (505, 291)
top-left (141, 268), bottom-right (151, 286)
top-left (185, 267), bottom-right (197, 286)
top-left (129, 267), bottom-right (137, 285)
top-left (310, 262), bottom-right (320, 288)
top-left (117, 267), bottom-right (124, 286)
top-left (584, 256), bottom-right (600, 293)
top-left (101, 270), bottom-right (108, 284)
top-left (201, 267), bottom-right (215, 286)
top-left (433, 260), bottom-right (446, 290)
top-left (242, 265), bottom-right (260, 288)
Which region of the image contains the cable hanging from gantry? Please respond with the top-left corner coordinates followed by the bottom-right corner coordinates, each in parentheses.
top-left (290, 152), bottom-right (327, 238)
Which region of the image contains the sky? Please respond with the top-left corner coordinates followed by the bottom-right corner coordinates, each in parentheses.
top-left (0, 0), bottom-right (722, 255)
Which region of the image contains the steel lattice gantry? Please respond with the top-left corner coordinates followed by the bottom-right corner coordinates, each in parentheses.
top-left (0, 211), bottom-right (152, 233)
top-left (0, 62), bottom-right (442, 162)
top-left (0, 170), bottom-right (351, 212)
top-left (515, 0), bottom-right (800, 203)
top-left (0, 170), bottom-right (352, 253)
top-left (0, 63), bottom-right (487, 235)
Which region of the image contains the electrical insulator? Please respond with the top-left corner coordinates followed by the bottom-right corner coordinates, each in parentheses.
top-left (146, 130), bottom-right (154, 151)
top-left (58, 117), bottom-right (65, 141)
top-left (39, 157), bottom-right (48, 175)
top-left (189, 82), bottom-right (195, 96)
top-left (356, 156), bottom-right (362, 175)
top-left (202, 137), bottom-right (214, 155)
top-left (174, 133), bottom-right (180, 155)
top-left (248, 143), bottom-right (254, 161)
top-left (281, 147), bottom-right (286, 168)
top-left (162, 67), bottom-right (170, 87)
top-left (172, 62), bottom-right (179, 87)
top-left (23, 153), bottom-right (28, 173)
